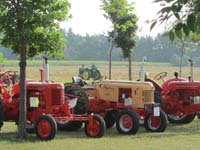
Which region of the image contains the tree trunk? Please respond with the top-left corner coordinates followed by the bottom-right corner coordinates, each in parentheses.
top-left (128, 55), bottom-right (132, 80)
top-left (179, 41), bottom-right (184, 77)
top-left (108, 30), bottom-right (117, 80)
top-left (109, 41), bottom-right (114, 80)
top-left (18, 47), bottom-right (27, 139)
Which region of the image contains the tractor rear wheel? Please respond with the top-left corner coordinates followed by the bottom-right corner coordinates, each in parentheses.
top-left (154, 91), bottom-right (162, 104)
top-left (84, 114), bottom-right (105, 138)
top-left (57, 121), bottom-right (82, 131)
top-left (58, 83), bottom-right (89, 131)
top-left (91, 69), bottom-right (101, 80)
top-left (104, 110), bottom-right (118, 128)
top-left (35, 115), bottom-right (57, 140)
top-left (81, 68), bottom-right (90, 80)
top-left (167, 114), bottom-right (196, 124)
top-left (116, 109), bottom-right (139, 135)
top-left (64, 83), bottom-right (89, 114)
top-left (144, 110), bottom-right (167, 132)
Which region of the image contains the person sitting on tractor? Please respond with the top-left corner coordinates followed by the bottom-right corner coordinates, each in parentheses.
top-left (11, 77), bottom-right (20, 98)
top-left (2, 74), bottom-right (12, 88)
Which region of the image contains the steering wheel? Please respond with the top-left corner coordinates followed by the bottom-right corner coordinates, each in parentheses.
top-left (154, 72), bottom-right (167, 81)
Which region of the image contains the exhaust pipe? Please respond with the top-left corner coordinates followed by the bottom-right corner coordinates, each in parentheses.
top-left (139, 56), bottom-right (147, 82)
top-left (43, 56), bottom-right (49, 82)
top-left (188, 59), bottom-right (193, 82)
top-left (40, 69), bottom-right (44, 82)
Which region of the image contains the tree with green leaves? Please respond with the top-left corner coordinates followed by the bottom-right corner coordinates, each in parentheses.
top-left (151, 0), bottom-right (200, 75)
top-left (101, 0), bottom-right (137, 80)
top-left (114, 14), bottom-right (137, 80)
top-left (151, 0), bottom-right (200, 40)
top-left (0, 0), bottom-right (71, 139)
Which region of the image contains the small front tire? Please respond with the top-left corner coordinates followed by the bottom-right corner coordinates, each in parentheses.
top-left (85, 114), bottom-right (105, 138)
top-left (35, 115), bottom-right (57, 140)
top-left (144, 110), bottom-right (167, 132)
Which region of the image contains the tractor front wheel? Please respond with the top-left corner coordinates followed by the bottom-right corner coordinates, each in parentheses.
top-left (35, 115), bottom-right (57, 140)
top-left (85, 114), bottom-right (105, 138)
top-left (116, 109), bottom-right (139, 135)
top-left (144, 110), bottom-right (167, 132)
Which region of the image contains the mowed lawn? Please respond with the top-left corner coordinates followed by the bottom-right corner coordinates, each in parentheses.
top-left (2, 120), bottom-right (200, 150)
top-left (1, 60), bottom-right (200, 150)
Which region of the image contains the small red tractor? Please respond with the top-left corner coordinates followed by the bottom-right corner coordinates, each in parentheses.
top-left (143, 59), bottom-right (200, 124)
top-left (0, 62), bottom-right (106, 140)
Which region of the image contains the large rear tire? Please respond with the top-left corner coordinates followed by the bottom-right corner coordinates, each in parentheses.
top-left (167, 114), bottom-right (196, 124)
top-left (57, 121), bottom-right (82, 131)
top-left (84, 114), bottom-right (105, 138)
top-left (104, 110), bottom-right (118, 128)
top-left (144, 110), bottom-right (167, 132)
top-left (154, 91), bottom-right (162, 104)
top-left (91, 69), bottom-right (101, 80)
top-left (116, 109), bottom-right (139, 135)
top-left (81, 69), bottom-right (90, 80)
top-left (57, 83), bottom-right (88, 131)
top-left (35, 115), bottom-right (57, 140)
top-left (64, 83), bottom-right (89, 114)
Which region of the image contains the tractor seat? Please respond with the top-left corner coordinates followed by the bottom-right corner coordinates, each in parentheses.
top-left (72, 76), bottom-right (86, 87)
top-left (69, 98), bottom-right (78, 108)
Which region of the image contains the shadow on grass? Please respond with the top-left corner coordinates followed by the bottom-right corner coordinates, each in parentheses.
top-left (2, 120), bottom-right (200, 142)
top-left (0, 131), bottom-right (40, 143)
top-left (134, 119), bottom-right (200, 139)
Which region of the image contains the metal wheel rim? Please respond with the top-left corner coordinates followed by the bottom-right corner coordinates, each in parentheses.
top-left (37, 119), bottom-right (51, 138)
top-left (147, 116), bottom-right (161, 130)
top-left (86, 119), bottom-right (100, 137)
top-left (119, 114), bottom-right (133, 132)
top-left (82, 71), bottom-right (89, 80)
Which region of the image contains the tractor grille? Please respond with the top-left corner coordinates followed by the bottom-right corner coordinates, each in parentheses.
top-left (52, 89), bottom-right (63, 105)
top-left (142, 90), bottom-right (154, 103)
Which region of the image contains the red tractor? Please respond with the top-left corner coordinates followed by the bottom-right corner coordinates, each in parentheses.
top-left (144, 59), bottom-right (200, 124)
top-left (0, 68), bottom-right (106, 140)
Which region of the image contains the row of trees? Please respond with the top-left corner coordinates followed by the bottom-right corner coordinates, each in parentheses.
top-left (2, 30), bottom-right (200, 66)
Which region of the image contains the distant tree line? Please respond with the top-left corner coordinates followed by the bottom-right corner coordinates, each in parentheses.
top-left (1, 28), bottom-right (200, 66)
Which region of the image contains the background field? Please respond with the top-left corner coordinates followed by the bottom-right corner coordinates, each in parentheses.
top-left (1, 60), bottom-right (200, 150)
top-left (1, 60), bottom-right (200, 82)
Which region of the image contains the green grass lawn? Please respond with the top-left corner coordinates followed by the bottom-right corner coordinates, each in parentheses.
top-left (1, 60), bottom-right (200, 149)
top-left (1, 120), bottom-right (200, 150)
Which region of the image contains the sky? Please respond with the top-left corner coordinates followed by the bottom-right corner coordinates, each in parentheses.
top-left (60, 0), bottom-right (165, 37)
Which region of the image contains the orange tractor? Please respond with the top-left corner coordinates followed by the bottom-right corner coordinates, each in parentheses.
top-left (64, 76), bottom-right (168, 134)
